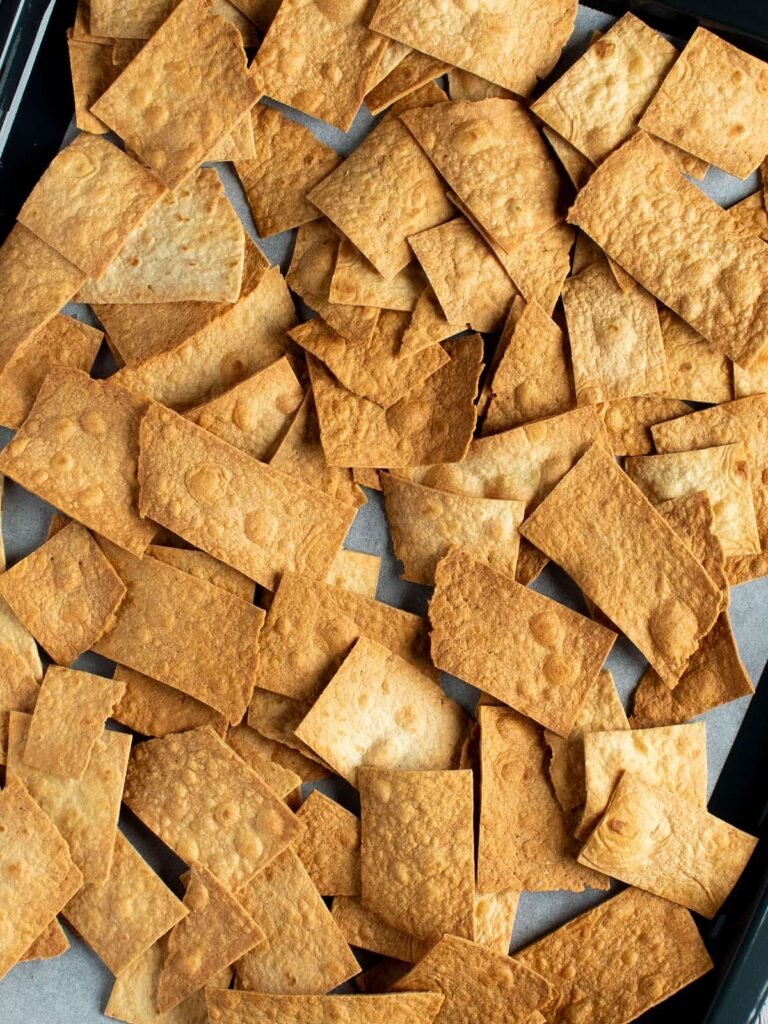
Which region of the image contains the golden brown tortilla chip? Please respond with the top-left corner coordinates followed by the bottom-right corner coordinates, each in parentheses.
top-left (20, 918), bottom-right (70, 962)
top-left (446, 68), bottom-right (513, 101)
top-left (148, 545), bottom-right (255, 602)
top-left (326, 549), bottom-right (381, 598)
top-left (205, 105), bottom-right (257, 160)
top-left (247, 688), bottom-right (327, 766)
top-left (366, 51), bottom-right (449, 115)
top-left (656, 492), bottom-right (729, 601)
top-left (0, 605), bottom-right (42, 766)
top-left (728, 190), bottom-right (768, 242)
top-left (472, 888), bottom-right (520, 956)
top-left (226, 723), bottom-right (301, 799)
top-left (541, 126), bottom-right (594, 190)
top-left (92, 0), bottom-right (261, 188)
top-left (68, 36), bottom-right (120, 134)
top-left (596, 394), bottom-right (691, 456)
top-left (227, 719), bottom-right (327, 785)
top-left (112, 664), bottom-right (227, 738)
top-left (331, 897), bottom-right (430, 963)
top-left (660, 308), bottom-right (733, 405)
top-left (205, 990), bottom-right (444, 1024)
top-left (294, 791), bottom-right (361, 897)
top-left (330, 239), bottom-right (426, 313)
top-left (399, 288), bottom-right (463, 357)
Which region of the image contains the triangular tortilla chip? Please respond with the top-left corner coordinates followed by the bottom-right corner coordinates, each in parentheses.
top-left (248, 688), bottom-right (328, 766)
top-left (294, 790), bottom-right (361, 896)
top-left (20, 918), bottom-right (70, 962)
top-left (205, 990), bottom-right (444, 1024)
top-left (399, 288), bottom-right (463, 357)
top-left (656, 492), bottom-right (729, 601)
top-left (228, 716), bottom-right (327, 784)
top-left (541, 126), bottom-right (594, 190)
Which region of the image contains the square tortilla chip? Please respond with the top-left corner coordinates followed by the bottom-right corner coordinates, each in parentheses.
top-left (7, 711), bottom-right (130, 884)
top-left (18, 135), bottom-right (166, 278)
top-left (568, 132), bottom-right (768, 368)
top-left (0, 522), bottom-right (125, 666)
top-left (22, 666), bottom-right (125, 780)
top-left (652, 395), bottom-right (768, 583)
top-left (392, 935), bottom-right (552, 1024)
top-left (626, 443), bottom-right (761, 557)
top-left (94, 542), bottom-right (263, 724)
top-left (399, 288), bottom-right (463, 357)
top-left (331, 897), bottom-right (430, 963)
top-left (382, 474), bottom-right (524, 585)
top-left (20, 918), bottom-right (70, 962)
top-left (123, 727), bottom-right (301, 888)
top-left (579, 772), bottom-right (757, 917)
top-left (639, 27), bottom-right (768, 178)
top-left (409, 218), bottom-right (517, 333)
top-left (226, 723), bottom-right (302, 799)
top-left (401, 99), bottom-right (562, 251)
top-left (660, 308), bottom-right (733, 405)
top-left (516, 888), bottom-right (713, 1023)
top-left (148, 545), bottom-right (255, 602)
top-left (370, 0), bottom-right (576, 96)
top-left (430, 548), bottom-right (615, 737)
top-left (157, 864), bottom-right (264, 1012)
top-left (295, 637), bottom-right (467, 784)
top-left (545, 669), bottom-right (629, 812)
top-left (366, 50), bottom-right (449, 115)
top-left (578, 721), bottom-right (707, 839)
top-left (309, 335), bottom-right (483, 468)
top-left (326, 549), bottom-right (380, 597)
top-left (251, 0), bottom-right (387, 131)
top-left (295, 791), bottom-right (361, 896)
top-left (0, 368), bottom-right (155, 554)
top-left (138, 404), bottom-right (355, 589)
top-left (520, 444), bottom-right (722, 685)
top-left (234, 104), bottom-right (341, 237)
top-left (477, 706), bottom-right (608, 894)
top-left (307, 86), bottom-right (454, 280)
top-left (112, 664), bottom-right (227, 737)
top-left (0, 777), bottom-right (83, 981)
top-left (359, 767), bottom-right (475, 943)
top-left (77, 168), bottom-right (244, 304)
top-left (596, 394), bottom-right (691, 456)
top-left (235, 847), bottom-right (360, 993)
top-left (205, 990), bottom-right (443, 1024)
top-left (562, 258), bottom-right (669, 405)
top-left (92, 0), bottom-right (261, 188)
top-left (68, 37), bottom-right (120, 135)
top-left (330, 239), bottom-right (426, 313)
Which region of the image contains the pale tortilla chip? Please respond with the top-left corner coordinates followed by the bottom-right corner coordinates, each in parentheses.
top-left (596, 394), bottom-right (691, 456)
top-left (399, 288), bottom-right (463, 357)
top-left (476, 706), bottom-right (608, 894)
top-left (92, 0), bottom-right (260, 189)
top-left (22, 667), bottom-right (125, 780)
top-left (359, 767), bottom-right (475, 943)
top-left (20, 918), bottom-right (70, 962)
top-left (331, 897), bottom-right (430, 963)
top-left (112, 664), bottom-right (227, 737)
top-left (541, 126), bottom-right (594, 190)
top-left (205, 990), bottom-right (443, 1024)
top-left (226, 723), bottom-right (302, 798)
top-left (148, 545), bottom-right (255, 602)
top-left (330, 239), bottom-right (426, 312)
top-left (579, 772), bottom-right (757, 918)
top-left (294, 791), bottom-right (361, 897)
top-left (728, 190), bottom-right (768, 242)
top-left (520, 445), bottom-right (722, 685)
top-left (568, 132), bottom-right (768, 368)
top-left (234, 104), bottom-right (341, 237)
top-left (733, 345), bottom-right (768, 399)
top-left (659, 308), bottom-right (733, 404)
top-left (124, 726), bottom-right (301, 888)
top-left (68, 37), bottom-right (120, 134)
top-left (326, 549), bottom-right (380, 598)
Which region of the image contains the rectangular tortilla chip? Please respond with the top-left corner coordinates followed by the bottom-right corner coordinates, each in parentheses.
top-left (520, 444), bottom-right (722, 685)
top-left (295, 790), bottom-right (361, 896)
top-left (568, 132), bottom-right (768, 368)
top-left (205, 990), bottom-right (444, 1024)
top-left (659, 308), bottom-right (733, 405)
top-left (331, 896), bottom-right (430, 964)
top-left (516, 888), bottom-right (713, 1023)
top-left (359, 767), bottom-right (475, 943)
top-left (123, 726), bottom-right (301, 889)
top-left (112, 664), bottom-right (227, 738)
top-left (326, 549), bottom-right (381, 598)
top-left (477, 706), bottom-right (608, 894)
top-left (94, 542), bottom-right (264, 724)
top-left (579, 773), bottom-right (757, 917)
top-left (430, 548), bottom-right (615, 737)
top-left (330, 239), bottom-right (426, 313)
top-left (138, 404), bottom-right (356, 589)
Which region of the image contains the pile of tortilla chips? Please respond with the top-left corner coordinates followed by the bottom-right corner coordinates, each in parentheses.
top-left (1, 1), bottom-right (766, 1021)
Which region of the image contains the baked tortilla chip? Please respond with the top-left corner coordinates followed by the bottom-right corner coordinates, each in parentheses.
top-left (520, 445), bottom-right (722, 685)
top-left (20, 918), bottom-right (70, 962)
top-left (477, 706), bottom-right (608, 894)
top-left (359, 767), bottom-right (475, 943)
top-left (206, 990), bottom-right (443, 1024)
top-left (656, 491), bottom-right (729, 601)
top-left (472, 889), bottom-right (520, 956)
top-left (68, 37), bottom-right (120, 134)
top-left (568, 132), bottom-right (768, 368)
top-left (295, 791), bottom-right (361, 897)
top-left (94, 542), bottom-right (263, 724)
top-left (382, 474), bottom-right (524, 584)
top-left (326, 549), bottom-right (381, 598)
top-left (112, 664), bottom-right (227, 738)
top-left (541, 126), bottom-right (594, 190)
top-left (579, 773), bottom-right (757, 918)
top-left (92, 0), bottom-right (261, 188)
top-left (235, 105), bottom-right (341, 237)
top-left (366, 50), bottom-right (449, 115)
top-left (123, 726), bottom-right (301, 888)
top-left (331, 897), bottom-right (430, 963)
top-left (0, 522), bottom-right (126, 666)
top-left (399, 288), bottom-right (463, 357)
top-left (226, 723), bottom-right (301, 799)
top-left (7, 711), bottom-right (130, 884)
top-left (148, 545), bottom-right (255, 602)
top-left (247, 688), bottom-right (327, 766)
top-left (516, 888), bottom-right (713, 1023)
top-left (660, 308), bottom-right (733, 405)
top-left (0, 603), bottom-right (42, 765)
top-left (729, 190), bottom-right (768, 242)
top-left (596, 394), bottom-right (691, 456)
top-left (447, 68), bottom-right (513, 102)
top-left (205, 105), bottom-right (257, 160)
top-left (235, 847), bottom-right (360, 993)
top-left (22, 667), bottom-right (125, 780)
top-left (431, 548), bottom-right (615, 737)
top-left (330, 239), bottom-right (426, 313)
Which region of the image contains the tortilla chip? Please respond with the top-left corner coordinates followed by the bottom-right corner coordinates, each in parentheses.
top-left (596, 394), bottom-right (691, 456)
top-left (359, 767), bottom-right (475, 943)
top-left (235, 105), bottom-right (341, 237)
top-left (370, 0), bottom-right (576, 96)
top-left (123, 726), bottom-right (301, 888)
top-left (353, 468), bottom-right (382, 490)
top-left (578, 721), bottom-right (707, 840)
top-left (0, 602), bottom-right (43, 765)
top-left (148, 545), bottom-right (255, 602)
top-left (516, 888), bottom-right (713, 1022)
top-left (296, 637), bottom-right (466, 784)
top-left (227, 719), bottom-right (326, 784)
top-left (94, 542), bottom-right (263, 724)
top-left (366, 51), bottom-right (449, 115)
top-left (408, 218), bottom-right (517, 333)
top-left (8, 712), bottom-right (130, 884)
top-left (659, 308), bottom-right (733, 405)
top-left (206, 106), bottom-right (257, 161)
top-left (247, 689), bottom-right (327, 764)
top-left (307, 86), bottom-right (453, 279)
top-left (112, 664), bottom-right (227, 737)
top-left (157, 864), bottom-right (264, 1012)
top-left (656, 492), bottom-right (729, 604)
top-left (310, 335), bottom-right (483, 468)
top-left (138, 404), bottom-right (355, 589)
top-left (541, 126), bottom-right (594, 190)
top-left (728, 190), bottom-right (768, 242)
top-left (20, 918), bottom-right (70, 962)
top-left (579, 772), bottom-right (757, 917)
top-left (431, 548), bottom-right (615, 736)
top-left (92, 0), bottom-right (260, 188)
top-left (0, 522), bottom-right (124, 667)
top-left (91, 0), bottom-right (255, 39)
top-left (330, 240), bottom-right (426, 313)
top-left (22, 667), bottom-right (124, 780)
top-left (206, 990), bottom-right (443, 1023)
top-left (331, 897), bottom-right (430, 963)
top-left (73, 0), bottom-right (111, 43)
top-left (251, 0), bottom-right (387, 131)
top-left (521, 445), bottom-right (722, 685)
top-left (472, 889), bottom-right (520, 956)
top-left (68, 36), bottom-right (120, 134)
top-left (733, 344), bottom-right (768, 399)
top-left (326, 549), bottom-right (380, 598)
top-left (569, 132), bottom-right (768, 368)
top-left (294, 791), bottom-right (361, 897)
top-left (0, 777), bottom-right (83, 981)
top-left (446, 67), bottom-right (511, 101)
top-left (476, 706), bottom-right (607, 894)
top-left (399, 288), bottom-right (463, 357)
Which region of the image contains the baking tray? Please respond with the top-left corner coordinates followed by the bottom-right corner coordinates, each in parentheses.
top-left (0, 2), bottom-right (767, 1022)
